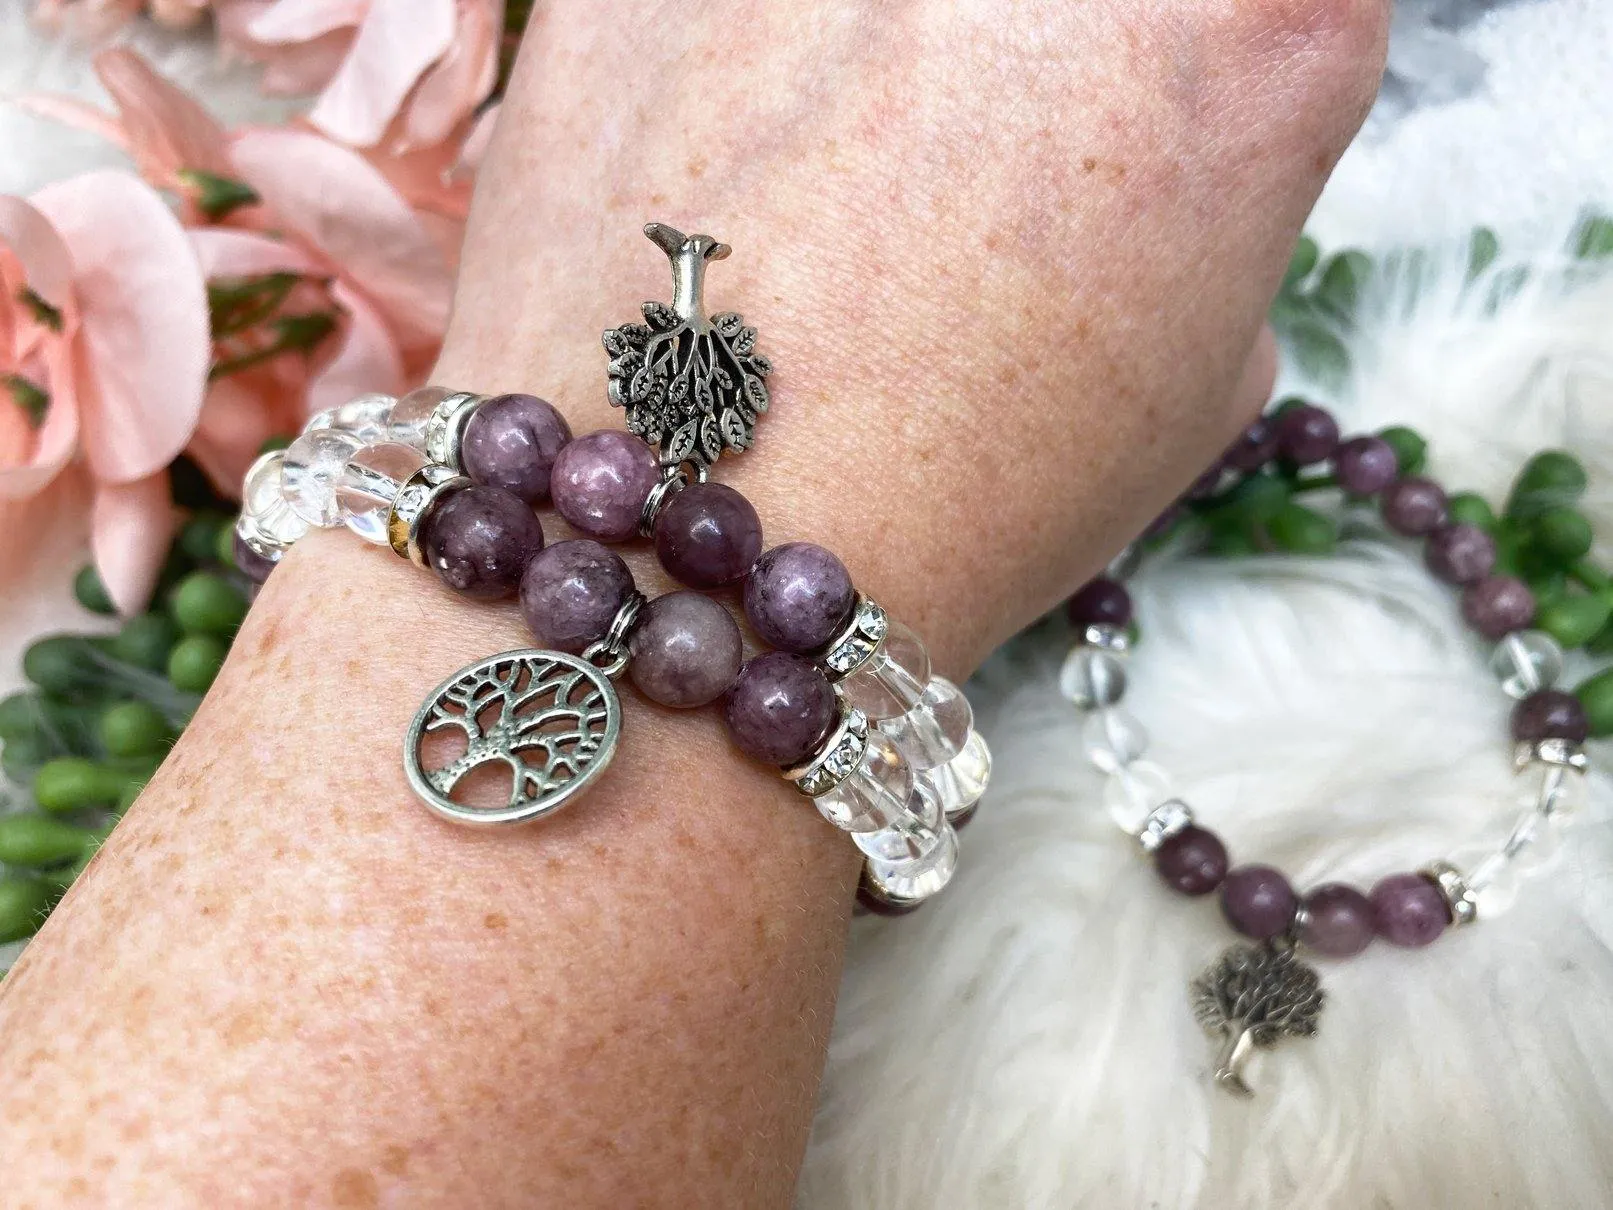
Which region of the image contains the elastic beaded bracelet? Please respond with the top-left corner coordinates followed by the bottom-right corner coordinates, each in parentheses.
top-left (232, 224), bottom-right (989, 912)
top-left (1061, 401), bottom-right (1595, 1096)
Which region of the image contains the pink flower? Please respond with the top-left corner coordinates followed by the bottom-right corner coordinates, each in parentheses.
top-left (0, 177), bottom-right (211, 615)
top-left (23, 49), bottom-right (457, 491)
top-left (217, 0), bottom-right (502, 152)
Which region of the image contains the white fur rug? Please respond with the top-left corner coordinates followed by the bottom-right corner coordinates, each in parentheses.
top-left (5, 4), bottom-right (1613, 1208)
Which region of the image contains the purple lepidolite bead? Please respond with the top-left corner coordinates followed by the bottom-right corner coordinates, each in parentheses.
top-left (1381, 476), bottom-right (1449, 537)
top-left (1300, 883), bottom-right (1374, 957)
top-left (550, 430), bottom-right (661, 543)
top-left (1511, 689), bottom-right (1589, 744)
top-left (1275, 404), bottom-right (1340, 466)
top-left (1334, 436), bottom-right (1400, 496)
top-left (461, 393), bottom-right (572, 503)
top-left (628, 591), bottom-right (742, 708)
top-left (743, 542), bottom-right (856, 653)
top-left (724, 652), bottom-right (838, 765)
top-left (1461, 574), bottom-right (1536, 640)
top-left (519, 539), bottom-right (635, 654)
top-left (1153, 825), bottom-right (1229, 896)
top-left (1425, 523), bottom-right (1496, 585)
top-left (1220, 864), bottom-right (1298, 941)
top-left (1067, 577), bottom-right (1132, 630)
top-left (655, 482), bottom-right (763, 589)
top-left (422, 485), bottom-right (544, 599)
top-left (1369, 872), bottom-right (1448, 947)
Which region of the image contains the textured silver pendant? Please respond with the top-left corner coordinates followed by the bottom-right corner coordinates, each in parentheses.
top-left (603, 222), bottom-right (773, 470)
top-left (404, 649), bottom-right (622, 827)
top-left (1190, 941), bottom-right (1324, 1096)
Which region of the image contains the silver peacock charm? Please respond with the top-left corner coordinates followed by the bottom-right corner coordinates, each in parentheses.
top-left (603, 223), bottom-right (773, 470)
top-left (1190, 941), bottom-right (1325, 1096)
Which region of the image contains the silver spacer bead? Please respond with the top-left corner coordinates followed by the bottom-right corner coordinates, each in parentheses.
top-left (638, 467), bottom-right (691, 538)
top-left (1137, 799), bottom-right (1193, 852)
top-left (1513, 737), bottom-right (1590, 775)
top-left (818, 596), bottom-right (889, 683)
top-left (387, 464), bottom-right (471, 567)
top-left (422, 391), bottom-right (484, 470)
top-left (784, 706), bottom-right (870, 797)
top-left (1423, 860), bottom-right (1478, 927)
top-left (579, 591), bottom-right (645, 680)
top-left (1081, 623), bottom-right (1130, 655)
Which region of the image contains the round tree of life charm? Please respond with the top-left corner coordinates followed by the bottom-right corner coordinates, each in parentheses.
top-left (405, 649), bottom-right (623, 827)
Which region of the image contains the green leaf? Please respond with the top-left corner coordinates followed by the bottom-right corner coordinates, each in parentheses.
top-left (1311, 250), bottom-right (1373, 323)
top-left (1530, 507), bottom-right (1595, 565)
top-left (1505, 450), bottom-right (1588, 521)
top-left (1282, 236), bottom-right (1319, 291)
top-left (1535, 595), bottom-right (1613, 650)
top-left (1267, 501), bottom-right (1338, 555)
top-left (1572, 213), bottom-right (1613, 260)
top-left (177, 169), bottom-right (261, 222)
top-left (1466, 227), bottom-right (1499, 280)
top-left (1281, 317), bottom-right (1350, 391)
top-left (1445, 491), bottom-right (1496, 533)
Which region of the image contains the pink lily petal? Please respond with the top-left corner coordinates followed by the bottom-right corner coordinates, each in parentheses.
top-left (91, 472), bottom-right (178, 616)
top-left (186, 374), bottom-right (290, 498)
top-left (308, 280), bottom-right (405, 414)
top-left (245, 0), bottom-right (367, 41)
top-left (0, 195), bottom-right (75, 311)
top-left (216, 1), bottom-right (359, 94)
top-left (13, 93), bottom-right (131, 156)
top-left (455, 101), bottom-right (500, 176)
top-left (0, 196), bottom-right (80, 500)
top-left (92, 49), bottom-right (234, 180)
top-left (31, 171), bottom-right (211, 487)
top-left (190, 226), bottom-right (320, 278)
top-left (227, 127), bottom-right (451, 351)
top-left (400, 0), bottom-right (501, 150)
top-left (0, 469), bottom-right (92, 654)
top-left (307, 0), bottom-right (457, 148)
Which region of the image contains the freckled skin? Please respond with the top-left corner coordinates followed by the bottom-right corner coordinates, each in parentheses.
top-left (0, 0), bottom-right (1386, 1204)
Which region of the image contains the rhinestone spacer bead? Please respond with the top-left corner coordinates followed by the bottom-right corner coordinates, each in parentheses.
top-left (1081, 623), bottom-right (1130, 654)
top-left (421, 391), bottom-right (484, 470)
top-left (386, 464), bottom-right (472, 566)
top-left (1423, 860), bottom-right (1478, 926)
top-left (785, 706), bottom-right (871, 797)
top-left (1513, 737), bottom-right (1590, 774)
top-left (819, 596), bottom-right (890, 682)
top-left (1137, 799), bottom-right (1193, 852)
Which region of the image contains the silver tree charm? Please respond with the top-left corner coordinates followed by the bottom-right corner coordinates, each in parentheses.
top-left (1190, 942), bottom-right (1324, 1096)
top-left (404, 650), bottom-right (622, 827)
top-left (603, 223), bottom-right (772, 470)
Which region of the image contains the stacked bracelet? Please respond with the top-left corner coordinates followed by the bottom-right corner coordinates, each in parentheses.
top-left (232, 224), bottom-right (989, 912)
top-left (1061, 401), bottom-right (1594, 1095)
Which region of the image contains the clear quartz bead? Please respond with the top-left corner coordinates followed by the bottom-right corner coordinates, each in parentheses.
top-left (1081, 706), bottom-right (1149, 773)
top-left (879, 676), bottom-right (972, 770)
top-left (311, 392), bottom-right (396, 443)
top-left (388, 385), bottom-right (453, 447)
top-left (811, 729), bottom-right (915, 833)
top-left (853, 778), bottom-right (944, 864)
top-left (864, 822), bottom-right (959, 905)
top-left (240, 451), bottom-right (309, 548)
top-left (1489, 630), bottom-right (1564, 699)
top-left (1103, 759), bottom-right (1173, 834)
top-left (920, 730), bottom-right (991, 821)
top-left (1058, 645), bottom-right (1127, 710)
top-left (337, 441), bottom-right (428, 544)
top-left (838, 619), bottom-right (932, 721)
top-left (282, 428), bottom-right (363, 526)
